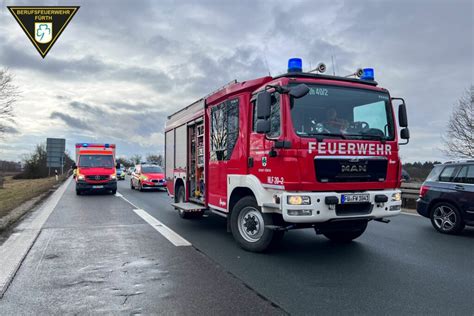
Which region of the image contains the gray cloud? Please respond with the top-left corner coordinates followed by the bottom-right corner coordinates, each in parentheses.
top-left (2, 125), bottom-right (20, 134)
top-left (50, 112), bottom-right (91, 130)
top-left (0, 0), bottom-right (472, 162)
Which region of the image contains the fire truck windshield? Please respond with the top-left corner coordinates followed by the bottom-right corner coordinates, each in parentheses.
top-left (79, 155), bottom-right (114, 168)
top-left (290, 84), bottom-right (395, 141)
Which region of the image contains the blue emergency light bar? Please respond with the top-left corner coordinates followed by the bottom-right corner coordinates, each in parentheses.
top-left (288, 58), bottom-right (303, 73)
top-left (361, 68), bottom-right (374, 81)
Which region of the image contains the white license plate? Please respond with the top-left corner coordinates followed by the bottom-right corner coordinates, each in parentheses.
top-left (341, 194), bottom-right (370, 204)
top-left (92, 185), bottom-right (104, 189)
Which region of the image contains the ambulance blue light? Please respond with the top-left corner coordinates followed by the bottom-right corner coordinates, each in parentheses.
top-left (361, 68), bottom-right (374, 80)
top-left (82, 143), bottom-right (88, 147)
top-left (288, 58), bottom-right (303, 73)
top-left (105, 144), bottom-right (110, 148)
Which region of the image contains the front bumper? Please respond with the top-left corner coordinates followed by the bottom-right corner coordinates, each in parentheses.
top-left (76, 180), bottom-right (117, 191)
top-left (416, 198), bottom-right (430, 218)
top-left (278, 189), bottom-right (401, 223)
top-left (141, 180), bottom-right (167, 189)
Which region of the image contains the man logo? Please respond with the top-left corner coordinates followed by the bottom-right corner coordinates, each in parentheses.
top-left (341, 164), bottom-right (367, 173)
top-left (35, 23), bottom-right (52, 43)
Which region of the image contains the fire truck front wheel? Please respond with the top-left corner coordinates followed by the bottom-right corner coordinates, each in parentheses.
top-left (230, 196), bottom-right (279, 252)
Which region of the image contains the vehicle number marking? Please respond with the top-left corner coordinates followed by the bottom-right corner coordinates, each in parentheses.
top-left (267, 176), bottom-right (284, 185)
top-left (341, 194), bottom-right (370, 204)
top-left (310, 88), bottom-right (329, 96)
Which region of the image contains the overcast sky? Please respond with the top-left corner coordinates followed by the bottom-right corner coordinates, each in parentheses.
top-left (0, 0), bottom-right (472, 162)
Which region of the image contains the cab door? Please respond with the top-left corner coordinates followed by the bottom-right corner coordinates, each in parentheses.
top-left (249, 92), bottom-right (283, 187)
top-left (207, 98), bottom-right (241, 211)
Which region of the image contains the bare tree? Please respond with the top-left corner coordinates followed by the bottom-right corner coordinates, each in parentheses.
top-left (0, 69), bottom-right (18, 188)
top-left (442, 86), bottom-right (474, 158)
top-left (130, 154), bottom-right (142, 165)
top-left (146, 154), bottom-right (163, 166)
top-left (0, 69), bottom-right (18, 135)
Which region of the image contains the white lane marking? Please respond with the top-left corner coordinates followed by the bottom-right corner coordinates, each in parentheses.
top-left (115, 191), bottom-right (139, 209)
top-left (115, 190), bottom-right (190, 246)
top-left (133, 209), bottom-right (191, 247)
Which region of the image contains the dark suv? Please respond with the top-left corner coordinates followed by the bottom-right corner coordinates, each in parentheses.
top-left (417, 161), bottom-right (474, 234)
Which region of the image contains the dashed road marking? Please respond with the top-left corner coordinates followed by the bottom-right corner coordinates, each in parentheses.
top-left (132, 209), bottom-right (191, 246)
top-left (115, 191), bottom-right (190, 247)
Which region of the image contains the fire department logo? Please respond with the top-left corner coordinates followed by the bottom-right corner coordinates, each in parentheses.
top-left (34, 22), bottom-right (52, 43)
top-left (8, 6), bottom-right (79, 58)
top-left (262, 156), bottom-right (267, 167)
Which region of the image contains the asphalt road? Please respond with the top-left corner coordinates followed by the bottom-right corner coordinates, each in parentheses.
top-left (1, 176), bottom-right (473, 315)
top-left (115, 177), bottom-right (474, 315)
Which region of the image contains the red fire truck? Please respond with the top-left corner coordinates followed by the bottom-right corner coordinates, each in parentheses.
top-left (165, 58), bottom-right (409, 252)
top-left (73, 143), bottom-right (119, 195)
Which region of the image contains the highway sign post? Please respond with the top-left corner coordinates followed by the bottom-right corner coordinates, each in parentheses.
top-left (46, 138), bottom-right (66, 175)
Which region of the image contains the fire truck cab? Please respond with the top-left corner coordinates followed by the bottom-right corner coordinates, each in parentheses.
top-left (165, 58), bottom-right (409, 252)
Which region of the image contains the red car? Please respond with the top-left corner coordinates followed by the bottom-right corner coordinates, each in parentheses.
top-left (130, 164), bottom-right (166, 191)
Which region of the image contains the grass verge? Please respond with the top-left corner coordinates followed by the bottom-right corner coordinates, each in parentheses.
top-left (0, 176), bottom-right (63, 220)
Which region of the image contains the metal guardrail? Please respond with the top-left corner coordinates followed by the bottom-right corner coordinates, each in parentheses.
top-left (400, 182), bottom-right (421, 207)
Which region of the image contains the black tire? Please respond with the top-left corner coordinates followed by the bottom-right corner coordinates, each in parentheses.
top-left (193, 210), bottom-right (205, 219)
top-left (76, 189), bottom-right (81, 195)
top-left (130, 180), bottom-right (134, 190)
top-left (138, 181), bottom-right (144, 192)
top-left (176, 186), bottom-right (192, 219)
top-left (230, 196), bottom-right (278, 252)
top-left (322, 221), bottom-right (368, 243)
top-left (111, 189), bottom-right (117, 195)
top-left (430, 202), bottom-right (465, 234)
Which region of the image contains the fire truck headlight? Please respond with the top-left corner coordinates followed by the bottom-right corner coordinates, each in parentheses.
top-left (77, 175), bottom-right (85, 180)
top-left (391, 192), bottom-right (401, 202)
top-left (287, 195), bottom-right (311, 205)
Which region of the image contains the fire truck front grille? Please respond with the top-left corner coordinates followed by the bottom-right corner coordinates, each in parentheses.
top-left (86, 175), bottom-right (109, 181)
top-left (336, 203), bottom-right (373, 216)
top-left (314, 158), bottom-right (388, 183)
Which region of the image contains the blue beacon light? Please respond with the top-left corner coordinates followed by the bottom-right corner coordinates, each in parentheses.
top-left (288, 58), bottom-right (303, 73)
top-left (82, 143), bottom-right (88, 147)
top-left (360, 68), bottom-right (375, 81)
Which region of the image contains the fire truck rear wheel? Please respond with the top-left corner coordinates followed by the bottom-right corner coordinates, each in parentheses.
top-left (176, 185), bottom-right (192, 219)
top-left (321, 221), bottom-right (368, 243)
top-left (230, 196), bottom-right (277, 252)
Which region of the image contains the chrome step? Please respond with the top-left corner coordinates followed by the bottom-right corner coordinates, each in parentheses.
top-left (171, 202), bottom-right (207, 211)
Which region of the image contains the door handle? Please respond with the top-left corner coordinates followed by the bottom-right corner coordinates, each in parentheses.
top-left (454, 185), bottom-right (465, 191)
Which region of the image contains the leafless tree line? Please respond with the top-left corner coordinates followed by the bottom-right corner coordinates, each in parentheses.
top-left (0, 69), bottom-right (18, 135)
top-left (443, 86), bottom-right (474, 158)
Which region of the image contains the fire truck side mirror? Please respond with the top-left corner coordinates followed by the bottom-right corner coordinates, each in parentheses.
top-left (398, 103), bottom-right (408, 127)
top-left (256, 91), bottom-right (271, 119)
top-left (400, 128), bottom-right (410, 140)
top-left (289, 84), bottom-right (310, 99)
top-left (256, 120), bottom-right (271, 134)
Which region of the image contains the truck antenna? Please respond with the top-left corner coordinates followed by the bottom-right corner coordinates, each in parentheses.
top-left (331, 55), bottom-right (336, 76)
top-left (263, 51), bottom-right (271, 76)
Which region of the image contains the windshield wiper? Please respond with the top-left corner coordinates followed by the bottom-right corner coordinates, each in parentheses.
top-left (305, 132), bottom-right (346, 140)
top-left (345, 133), bottom-right (386, 142)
